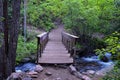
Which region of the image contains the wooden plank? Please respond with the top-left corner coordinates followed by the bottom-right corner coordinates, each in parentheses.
top-left (37, 32), bottom-right (47, 38)
top-left (38, 58), bottom-right (73, 64)
top-left (62, 32), bottom-right (79, 39)
top-left (38, 27), bottom-right (73, 64)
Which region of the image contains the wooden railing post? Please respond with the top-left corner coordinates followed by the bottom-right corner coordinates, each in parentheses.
top-left (37, 37), bottom-right (40, 64)
top-left (61, 32), bottom-right (79, 57)
top-left (37, 32), bottom-right (49, 64)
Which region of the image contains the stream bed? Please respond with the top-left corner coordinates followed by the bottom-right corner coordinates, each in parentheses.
top-left (75, 55), bottom-right (114, 72)
top-left (15, 53), bottom-right (114, 73)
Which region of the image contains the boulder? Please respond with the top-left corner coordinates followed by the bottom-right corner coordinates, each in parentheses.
top-left (16, 70), bottom-right (22, 73)
top-left (101, 56), bottom-right (109, 62)
top-left (27, 71), bottom-right (38, 78)
top-left (22, 78), bottom-right (33, 80)
top-left (7, 72), bottom-right (30, 80)
top-left (29, 55), bottom-right (36, 62)
top-left (30, 75), bottom-right (38, 78)
top-left (82, 75), bottom-right (91, 80)
top-left (45, 71), bottom-right (52, 76)
top-left (21, 58), bottom-right (31, 63)
top-left (27, 71), bottom-right (38, 75)
top-left (82, 70), bottom-right (95, 78)
top-left (34, 65), bottom-right (43, 73)
top-left (86, 70), bottom-right (95, 75)
top-left (73, 71), bottom-right (91, 80)
top-left (73, 72), bottom-right (83, 79)
top-left (68, 65), bottom-right (77, 74)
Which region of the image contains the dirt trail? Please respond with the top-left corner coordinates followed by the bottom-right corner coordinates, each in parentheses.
top-left (31, 24), bottom-right (102, 80)
top-left (32, 24), bottom-right (81, 80)
top-left (33, 65), bottom-right (81, 80)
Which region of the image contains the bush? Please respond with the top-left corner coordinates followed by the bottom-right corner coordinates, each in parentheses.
top-left (102, 61), bottom-right (120, 80)
top-left (102, 68), bottom-right (120, 80)
top-left (95, 32), bottom-right (120, 60)
top-left (16, 35), bottom-right (37, 63)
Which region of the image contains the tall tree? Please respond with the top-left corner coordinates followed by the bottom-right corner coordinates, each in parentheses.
top-left (0, 0), bottom-right (4, 79)
top-left (0, 0), bottom-right (3, 32)
top-left (24, 0), bottom-right (27, 41)
top-left (0, 0), bottom-right (21, 79)
top-left (8, 0), bottom-right (21, 72)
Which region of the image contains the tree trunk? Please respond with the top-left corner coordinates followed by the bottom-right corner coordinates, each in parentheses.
top-left (0, 0), bottom-right (4, 79)
top-left (8, 0), bottom-right (21, 72)
top-left (3, 0), bottom-right (9, 78)
top-left (24, 0), bottom-right (27, 41)
top-left (0, 0), bottom-right (3, 77)
top-left (0, 0), bottom-right (21, 79)
top-left (0, 0), bottom-right (3, 32)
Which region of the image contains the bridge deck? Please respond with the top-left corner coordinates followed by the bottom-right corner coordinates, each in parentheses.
top-left (38, 26), bottom-right (73, 64)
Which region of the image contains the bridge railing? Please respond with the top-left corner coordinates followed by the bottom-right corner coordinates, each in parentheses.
top-left (61, 32), bottom-right (79, 57)
top-left (37, 32), bottom-right (49, 63)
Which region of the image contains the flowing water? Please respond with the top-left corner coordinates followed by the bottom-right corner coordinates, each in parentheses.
top-left (15, 62), bottom-right (36, 72)
top-left (75, 53), bottom-right (114, 72)
top-left (15, 53), bottom-right (114, 73)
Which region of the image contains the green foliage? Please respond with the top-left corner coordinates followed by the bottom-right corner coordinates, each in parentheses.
top-left (26, 0), bottom-right (64, 31)
top-left (16, 35), bottom-right (37, 63)
top-left (102, 60), bottom-right (120, 80)
top-left (75, 43), bottom-right (83, 49)
top-left (0, 33), bottom-right (4, 47)
top-left (95, 32), bottom-right (120, 60)
top-left (62, 0), bottom-right (120, 35)
top-left (21, 0), bottom-right (120, 33)
top-left (0, 17), bottom-right (4, 21)
top-left (102, 67), bottom-right (120, 80)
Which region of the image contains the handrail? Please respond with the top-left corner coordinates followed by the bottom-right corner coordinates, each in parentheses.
top-left (61, 32), bottom-right (79, 57)
top-left (37, 32), bottom-right (49, 63)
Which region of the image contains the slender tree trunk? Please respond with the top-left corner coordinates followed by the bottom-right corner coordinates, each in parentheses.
top-left (0, 0), bottom-right (4, 79)
top-left (8, 0), bottom-right (21, 72)
top-left (3, 0), bottom-right (9, 78)
top-left (24, 0), bottom-right (27, 41)
top-left (0, 0), bottom-right (3, 32)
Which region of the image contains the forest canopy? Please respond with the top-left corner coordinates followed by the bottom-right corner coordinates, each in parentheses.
top-left (26, 0), bottom-right (120, 34)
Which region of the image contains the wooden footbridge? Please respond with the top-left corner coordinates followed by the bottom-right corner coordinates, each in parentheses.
top-left (36, 26), bottom-right (78, 64)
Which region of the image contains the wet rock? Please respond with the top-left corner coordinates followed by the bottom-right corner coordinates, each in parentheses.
top-left (16, 70), bottom-right (22, 73)
top-left (15, 63), bottom-right (36, 72)
top-left (105, 52), bottom-right (111, 60)
top-left (96, 64), bottom-right (114, 76)
top-left (27, 71), bottom-right (38, 75)
top-left (34, 65), bottom-right (43, 73)
top-left (21, 58), bottom-right (31, 63)
top-left (82, 75), bottom-right (91, 80)
top-left (29, 55), bottom-right (36, 62)
top-left (86, 70), bottom-right (95, 75)
top-left (73, 71), bottom-right (91, 80)
top-left (7, 72), bottom-right (30, 80)
top-left (73, 72), bottom-right (82, 79)
top-left (101, 53), bottom-right (111, 62)
top-left (30, 75), bottom-right (38, 78)
top-left (82, 70), bottom-right (95, 78)
top-left (22, 78), bottom-right (33, 80)
top-left (101, 56), bottom-right (109, 62)
top-left (45, 71), bottom-right (52, 76)
top-left (68, 65), bottom-right (77, 74)
top-left (27, 71), bottom-right (38, 78)
top-left (95, 72), bottom-right (105, 76)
